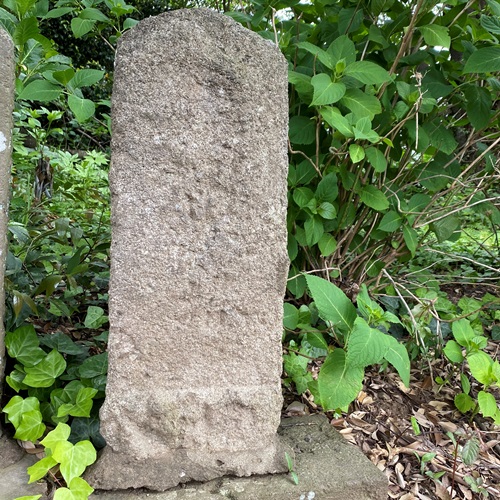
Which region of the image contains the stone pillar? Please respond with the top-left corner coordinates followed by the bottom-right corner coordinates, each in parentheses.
top-left (86, 9), bottom-right (289, 491)
top-left (0, 29), bottom-right (15, 399)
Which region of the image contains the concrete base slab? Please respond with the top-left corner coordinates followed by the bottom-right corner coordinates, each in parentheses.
top-left (0, 440), bottom-right (48, 499)
top-left (91, 415), bottom-right (387, 500)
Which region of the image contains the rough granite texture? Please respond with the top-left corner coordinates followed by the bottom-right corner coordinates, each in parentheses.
top-left (86, 9), bottom-right (289, 491)
top-left (0, 28), bottom-right (14, 401)
top-left (91, 416), bottom-right (388, 499)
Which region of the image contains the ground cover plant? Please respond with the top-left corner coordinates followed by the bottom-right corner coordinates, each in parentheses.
top-left (0, 0), bottom-right (499, 498)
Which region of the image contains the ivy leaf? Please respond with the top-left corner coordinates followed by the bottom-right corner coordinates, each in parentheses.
top-left (464, 46), bottom-right (500, 73)
top-left (40, 332), bottom-right (86, 356)
top-left (311, 75), bottom-right (346, 106)
top-left (41, 423), bottom-right (72, 454)
top-left (418, 25), bottom-right (451, 49)
top-left (5, 325), bottom-right (46, 367)
top-left (384, 336), bottom-right (410, 386)
top-left (340, 88), bottom-right (381, 119)
top-left (52, 440), bottom-right (97, 484)
top-left (53, 477), bottom-right (94, 500)
top-left (305, 275), bottom-right (357, 333)
top-left (343, 61), bottom-right (391, 84)
top-left (27, 456), bottom-right (58, 483)
top-left (78, 352), bottom-right (108, 378)
top-left (84, 305), bottom-right (108, 329)
top-left (14, 409), bottom-right (46, 442)
top-left (317, 349), bottom-right (364, 410)
top-left (57, 387), bottom-right (98, 418)
top-left (3, 395), bottom-right (40, 427)
top-left (23, 349), bottom-right (67, 388)
top-left (358, 185), bottom-right (389, 211)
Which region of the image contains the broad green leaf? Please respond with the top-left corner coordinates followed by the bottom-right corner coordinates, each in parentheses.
top-left (327, 35), bottom-right (356, 66)
top-left (349, 144), bottom-right (365, 163)
top-left (478, 391), bottom-right (497, 418)
top-left (430, 215), bottom-right (460, 243)
top-left (318, 233), bottom-right (337, 257)
top-left (315, 173), bottom-right (338, 203)
top-left (403, 225), bottom-right (418, 256)
top-left (296, 41), bottom-right (335, 69)
top-left (346, 317), bottom-right (388, 367)
top-left (321, 106), bottom-right (353, 137)
top-left (44, 7), bottom-right (74, 18)
top-left (24, 350), bottom-right (67, 388)
top-left (302, 331), bottom-right (328, 357)
top-left (53, 477), bottom-right (94, 500)
top-left (13, 16), bottom-right (39, 46)
top-left (27, 456), bottom-right (58, 483)
top-left (340, 88), bottom-right (381, 119)
top-left (443, 340), bottom-right (464, 363)
top-left (5, 325), bottom-right (46, 367)
top-left (70, 17), bottom-right (95, 38)
top-left (365, 147), bottom-right (387, 172)
top-left (78, 352), bottom-right (108, 378)
top-left (283, 303), bottom-right (299, 330)
top-left (14, 0), bottom-right (37, 17)
top-left (317, 202), bottom-right (336, 219)
top-left (79, 7), bottom-right (110, 21)
top-left (311, 75), bottom-right (345, 106)
top-left (481, 14), bottom-right (500, 34)
top-left (288, 71), bottom-right (313, 99)
top-left (289, 115), bottom-right (315, 145)
top-left (317, 349), bottom-right (364, 409)
top-left (304, 216), bottom-right (324, 246)
top-left (418, 25), bottom-right (451, 49)
top-left (293, 187), bottom-right (315, 208)
top-left (33, 274), bottom-right (63, 296)
top-left (454, 392), bottom-right (475, 413)
top-left (68, 95), bottom-right (95, 123)
top-left (358, 185), bottom-right (389, 211)
top-left (468, 351), bottom-right (494, 386)
top-left (464, 47), bottom-right (500, 73)
top-left (378, 211), bottom-right (402, 232)
top-left (353, 117), bottom-right (380, 143)
top-left (452, 319), bottom-right (476, 348)
top-left (384, 336), bottom-right (410, 386)
top-left (305, 275), bottom-right (357, 333)
top-left (53, 68), bottom-right (75, 86)
top-left (69, 69), bottom-right (105, 89)
top-left (18, 80), bottom-right (61, 102)
top-left (343, 61), bottom-right (391, 85)
top-left (464, 85), bottom-right (492, 130)
top-left (408, 194), bottom-right (431, 213)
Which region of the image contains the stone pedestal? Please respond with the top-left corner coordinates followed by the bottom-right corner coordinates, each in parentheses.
top-left (86, 9), bottom-right (289, 491)
top-left (0, 28), bottom-right (15, 398)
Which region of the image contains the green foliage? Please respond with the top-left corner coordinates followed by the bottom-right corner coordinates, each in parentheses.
top-left (229, 0), bottom-right (499, 289)
top-left (284, 276), bottom-right (409, 411)
top-left (444, 319), bottom-right (500, 423)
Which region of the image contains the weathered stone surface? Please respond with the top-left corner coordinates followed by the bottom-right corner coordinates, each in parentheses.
top-left (86, 9), bottom-right (289, 491)
top-left (91, 416), bottom-right (388, 499)
top-left (0, 28), bottom-right (14, 401)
